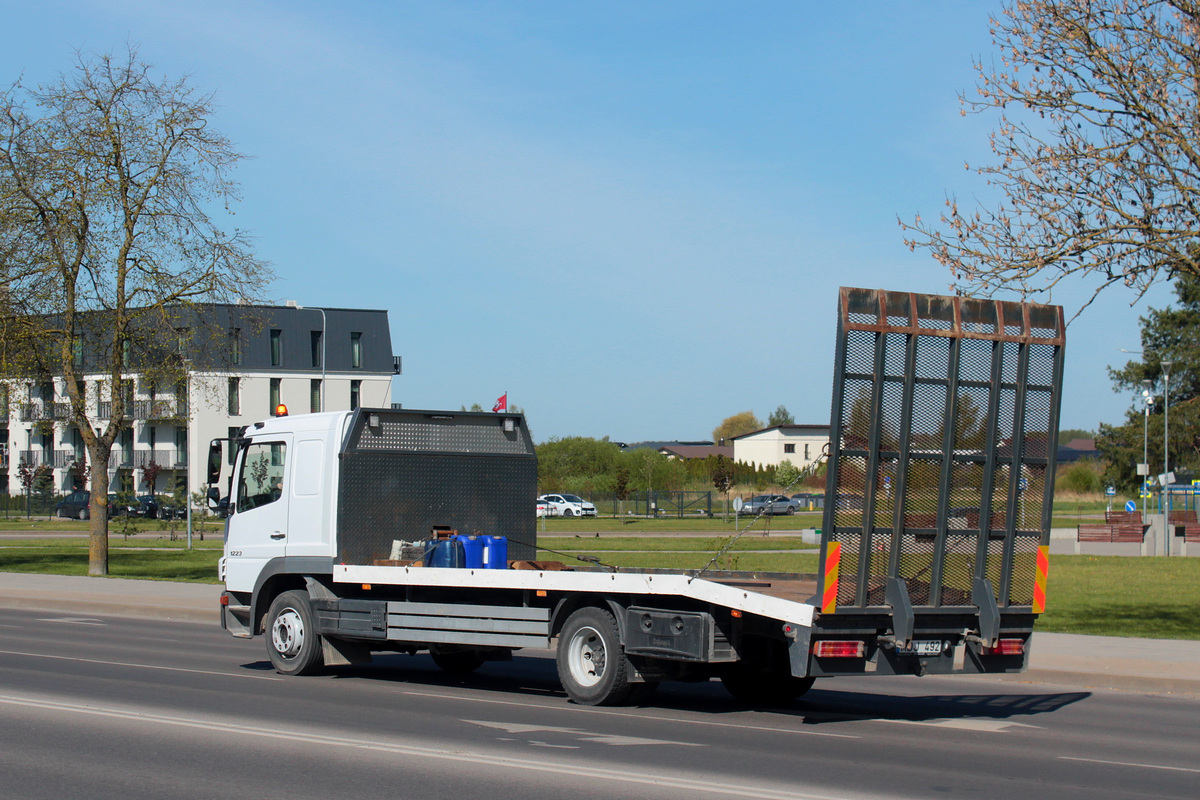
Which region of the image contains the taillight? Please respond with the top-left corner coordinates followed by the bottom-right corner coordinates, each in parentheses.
top-left (812, 640), bottom-right (866, 658)
top-left (982, 638), bottom-right (1025, 656)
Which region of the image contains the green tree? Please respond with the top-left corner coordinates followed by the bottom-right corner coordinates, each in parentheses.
top-left (712, 454), bottom-right (734, 521)
top-left (776, 459), bottom-right (801, 489)
top-left (1100, 272), bottom-right (1200, 488)
top-left (0, 48), bottom-right (270, 574)
top-left (768, 404), bottom-right (794, 426)
top-left (902, 0), bottom-right (1200, 307)
top-left (713, 411), bottom-right (762, 445)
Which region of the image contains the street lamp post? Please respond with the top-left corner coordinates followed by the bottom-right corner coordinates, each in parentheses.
top-left (1142, 380), bottom-right (1151, 520)
top-left (1162, 360), bottom-right (1174, 554)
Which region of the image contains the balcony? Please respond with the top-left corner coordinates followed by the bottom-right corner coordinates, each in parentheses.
top-left (19, 402), bottom-right (74, 422)
top-left (16, 450), bottom-right (78, 469)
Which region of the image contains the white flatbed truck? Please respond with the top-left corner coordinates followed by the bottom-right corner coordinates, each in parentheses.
top-left (214, 287), bottom-right (1064, 706)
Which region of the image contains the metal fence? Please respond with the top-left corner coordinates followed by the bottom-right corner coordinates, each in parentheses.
top-left (590, 491), bottom-right (713, 518)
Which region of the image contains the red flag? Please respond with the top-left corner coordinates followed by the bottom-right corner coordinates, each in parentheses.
top-left (492, 392), bottom-right (507, 412)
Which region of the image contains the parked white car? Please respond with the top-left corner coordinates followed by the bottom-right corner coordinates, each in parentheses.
top-left (536, 498), bottom-right (557, 518)
top-left (538, 493), bottom-right (597, 517)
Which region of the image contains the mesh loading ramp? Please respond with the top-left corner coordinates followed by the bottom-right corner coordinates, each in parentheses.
top-left (818, 288), bottom-right (1063, 633)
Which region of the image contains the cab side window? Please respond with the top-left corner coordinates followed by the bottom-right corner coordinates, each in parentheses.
top-left (236, 442), bottom-right (287, 513)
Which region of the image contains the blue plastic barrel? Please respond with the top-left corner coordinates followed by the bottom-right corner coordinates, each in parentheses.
top-left (424, 539), bottom-right (464, 568)
top-left (454, 535), bottom-right (485, 569)
top-left (481, 535), bottom-right (508, 569)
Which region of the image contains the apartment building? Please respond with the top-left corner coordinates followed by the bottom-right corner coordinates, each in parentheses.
top-left (0, 303), bottom-right (398, 502)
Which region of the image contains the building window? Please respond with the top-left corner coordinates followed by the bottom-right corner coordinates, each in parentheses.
top-left (176, 427), bottom-right (188, 465)
top-left (271, 329), bottom-right (283, 366)
top-left (350, 332), bottom-right (362, 369)
top-left (311, 379), bottom-right (321, 413)
top-left (804, 443), bottom-right (810, 460)
top-left (227, 426), bottom-right (240, 465)
top-left (227, 378), bottom-right (240, 416)
top-left (149, 425), bottom-right (157, 450)
top-left (784, 443), bottom-right (795, 454)
top-left (229, 328), bottom-right (242, 365)
top-left (175, 327), bottom-right (189, 356)
top-left (311, 331), bottom-right (323, 368)
top-left (72, 339), bottom-right (84, 369)
top-left (350, 379), bottom-right (361, 411)
top-left (270, 378), bottom-right (282, 414)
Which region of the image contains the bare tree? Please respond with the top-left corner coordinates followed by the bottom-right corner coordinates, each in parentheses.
top-left (0, 47), bottom-right (270, 574)
top-left (902, 1), bottom-right (1200, 311)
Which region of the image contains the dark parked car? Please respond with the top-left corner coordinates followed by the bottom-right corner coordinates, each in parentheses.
top-left (128, 495), bottom-right (159, 519)
top-left (55, 491), bottom-right (119, 520)
top-left (156, 497), bottom-right (182, 520)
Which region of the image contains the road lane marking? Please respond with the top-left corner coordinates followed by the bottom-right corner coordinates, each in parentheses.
top-left (401, 690), bottom-right (860, 739)
top-left (467, 719), bottom-right (703, 747)
top-left (37, 617), bottom-right (106, 625)
top-left (0, 694), bottom-right (883, 800)
top-left (880, 718), bottom-right (1041, 733)
top-left (0, 649), bottom-right (282, 681)
top-left (1059, 756), bottom-right (1200, 774)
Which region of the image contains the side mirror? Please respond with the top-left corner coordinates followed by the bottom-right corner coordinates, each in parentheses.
top-left (207, 441), bottom-right (223, 485)
top-left (206, 486), bottom-right (221, 509)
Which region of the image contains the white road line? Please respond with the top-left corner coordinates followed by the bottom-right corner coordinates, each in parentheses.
top-left (1059, 756), bottom-right (1200, 775)
top-left (401, 689), bottom-right (859, 739)
top-left (466, 719), bottom-right (704, 747)
top-left (0, 649), bottom-right (282, 681)
top-left (37, 617), bottom-right (106, 625)
top-left (0, 694), bottom-right (881, 800)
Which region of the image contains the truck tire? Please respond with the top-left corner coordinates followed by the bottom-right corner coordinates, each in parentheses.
top-left (557, 606), bottom-right (636, 706)
top-left (266, 590), bottom-right (325, 676)
top-left (721, 665), bottom-right (814, 706)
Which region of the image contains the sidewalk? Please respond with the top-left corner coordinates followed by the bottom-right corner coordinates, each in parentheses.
top-left (1, 571), bottom-right (1197, 696)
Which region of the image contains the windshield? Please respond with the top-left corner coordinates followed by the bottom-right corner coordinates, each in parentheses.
top-left (563, 494), bottom-right (583, 503)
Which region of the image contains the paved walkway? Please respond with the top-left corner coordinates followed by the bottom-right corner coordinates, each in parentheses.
top-left (1, 571), bottom-right (1197, 696)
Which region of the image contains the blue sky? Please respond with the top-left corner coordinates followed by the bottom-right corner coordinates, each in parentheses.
top-left (2, 1), bottom-right (1170, 442)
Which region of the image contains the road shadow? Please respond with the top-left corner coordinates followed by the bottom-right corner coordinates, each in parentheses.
top-left (238, 651), bottom-right (1091, 724)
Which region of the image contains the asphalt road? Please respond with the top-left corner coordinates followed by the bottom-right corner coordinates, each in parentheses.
top-left (1, 607), bottom-right (1197, 800)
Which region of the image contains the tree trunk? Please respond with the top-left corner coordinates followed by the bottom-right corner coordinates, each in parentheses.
top-left (87, 445), bottom-right (112, 576)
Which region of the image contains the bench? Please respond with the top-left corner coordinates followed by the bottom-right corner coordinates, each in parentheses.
top-left (1076, 520), bottom-right (1148, 554)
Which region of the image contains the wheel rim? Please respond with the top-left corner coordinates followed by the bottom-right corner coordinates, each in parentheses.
top-left (79, 509), bottom-right (88, 520)
top-left (271, 607), bottom-right (305, 659)
top-left (566, 625), bottom-right (606, 687)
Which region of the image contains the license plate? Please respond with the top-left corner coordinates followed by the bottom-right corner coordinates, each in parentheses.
top-left (897, 640), bottom-right (943, 656)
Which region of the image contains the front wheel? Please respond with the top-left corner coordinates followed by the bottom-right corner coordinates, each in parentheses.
top-left (562, 508), bottom-right (575, 517)
top-left (266, 590), bottom-right (325, 676)
top-left (557, 607), bottom-right (637, 705)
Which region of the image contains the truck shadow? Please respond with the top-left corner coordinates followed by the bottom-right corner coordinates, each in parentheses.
top-left (240, 652), bottom-right (1092, 724)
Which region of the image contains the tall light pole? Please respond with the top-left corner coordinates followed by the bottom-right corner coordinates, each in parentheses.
top-left (1162, 360), bottom-right (1174, 548)
top-left (1142, 380), bottom-right (1152, 520)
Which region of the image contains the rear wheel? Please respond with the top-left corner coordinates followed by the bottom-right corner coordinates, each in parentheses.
top-left (78, 508), bottom-right (89, 521)
top-left (557, 607), bottom-right (636, 705)
top-left (266, 590), bottom-right (325, 676)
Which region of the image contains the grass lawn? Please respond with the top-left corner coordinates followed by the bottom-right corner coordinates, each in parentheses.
top-left (2, 533), bottom-right (1197, 641)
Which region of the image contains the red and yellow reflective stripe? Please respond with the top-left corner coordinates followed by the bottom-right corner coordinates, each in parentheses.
top-left (822, 542), bottom-right (841, 613)
top-left (1032, 544), bottom-right (1049, 614)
